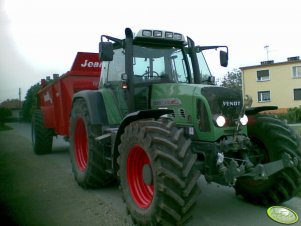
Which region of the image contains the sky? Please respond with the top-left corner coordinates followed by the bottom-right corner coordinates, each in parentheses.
top-left (0, 0), bottom-right (300, 102)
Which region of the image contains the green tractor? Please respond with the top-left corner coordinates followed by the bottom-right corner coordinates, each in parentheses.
top-left (69, 28), bottom-right (301, 225)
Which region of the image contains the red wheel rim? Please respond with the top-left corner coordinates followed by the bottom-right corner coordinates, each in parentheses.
top-left (74, 118), bottom-right (88, 171)
top-left (127, 145), bottom-right (154, 209)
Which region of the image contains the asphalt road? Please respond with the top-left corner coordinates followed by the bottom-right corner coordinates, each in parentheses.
top-left (0, 123), bottom-right (300, 226)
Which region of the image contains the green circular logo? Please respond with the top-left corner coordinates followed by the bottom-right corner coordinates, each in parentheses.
top-left (267, 206), bottom-right (299, 224)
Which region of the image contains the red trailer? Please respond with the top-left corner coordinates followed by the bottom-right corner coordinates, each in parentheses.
top-left (32, 52), bottom-right (101, 154)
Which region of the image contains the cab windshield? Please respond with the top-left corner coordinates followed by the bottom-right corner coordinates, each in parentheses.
top-left (196, 52), bottom-right (212, 82)
top-left (133, 45), bottom-right (189, 83)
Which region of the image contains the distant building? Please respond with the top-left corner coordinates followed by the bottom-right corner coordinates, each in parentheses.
top-left (240, 57), bottom-right (301, 113)
top-left (0, 99), bottom-right (23, 120)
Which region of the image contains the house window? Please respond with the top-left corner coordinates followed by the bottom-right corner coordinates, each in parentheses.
top-left (294, 88), bottom-right (301, 100)
top-left (292, 66), bottom-right (301, 78)
top-left (257, 70), bottom-right (270, 81)
top-left (258, 91), bottom-right (271, 102)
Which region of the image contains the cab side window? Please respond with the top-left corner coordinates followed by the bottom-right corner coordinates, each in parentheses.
top-left (107, 49), bottom-right (125, 82)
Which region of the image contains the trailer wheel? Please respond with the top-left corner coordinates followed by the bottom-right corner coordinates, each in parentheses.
top-left (235, 114), bottom-right (301, 205)
top-left (118, 118), bottom-right (200, 225)
top-left (69, 98), bottom-right (114, 188)
top-left (32, 109), bottom-right (53, 154)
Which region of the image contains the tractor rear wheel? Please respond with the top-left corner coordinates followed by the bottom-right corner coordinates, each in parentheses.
top-left (69, 98), bottom-right (114, 188)
top-left (118, 118), bottom-right (200, 225)
top-left (32, 109), bottom-right (53, 155)
top-left (235, 114), bottom-right (301, 205)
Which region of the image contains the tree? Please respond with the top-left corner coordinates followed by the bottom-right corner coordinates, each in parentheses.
top-left (21, 83), bottom-right (41, 122)
top-left (220, 68), bottom-right (242, 93)
top-left (22, 77), bottom-right (53, 122)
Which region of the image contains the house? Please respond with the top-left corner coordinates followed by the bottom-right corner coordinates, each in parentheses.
top-left (240, 57), bottom-right (301, 113)
top-left (0, 99), bottom-right (23, 120)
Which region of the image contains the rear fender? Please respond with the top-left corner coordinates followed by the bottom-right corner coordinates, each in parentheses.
top-left (72, 90), bottom-right (108, 125)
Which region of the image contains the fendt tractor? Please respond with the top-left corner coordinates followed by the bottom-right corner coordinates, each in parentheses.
top-left (32, 28), bottom-right (301, 225)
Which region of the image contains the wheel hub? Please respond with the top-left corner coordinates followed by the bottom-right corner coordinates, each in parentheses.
top-left (143, 164), bottom-right (153, 185)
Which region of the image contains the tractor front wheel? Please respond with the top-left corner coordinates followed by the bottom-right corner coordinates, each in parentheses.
top-left (235, 114), bottom-right (301, 205)
top-left (118, 118), bottom-right (200, 225)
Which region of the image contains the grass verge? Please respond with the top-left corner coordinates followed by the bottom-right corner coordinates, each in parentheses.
top-left (0, 123), bottom-right (12, 131)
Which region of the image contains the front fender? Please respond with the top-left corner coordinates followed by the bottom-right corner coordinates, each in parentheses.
top-left (114, 109), bottom-right (173, 153)
top-left (245, 106), bottom-right (278, 116)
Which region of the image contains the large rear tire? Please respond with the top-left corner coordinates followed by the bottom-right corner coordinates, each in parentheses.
top-left (235, 114), bottom-right (301, 205)
top-left (69, 98), bottom-right (114, 188)
top-left (32, 109), bottom-right (53, 155)
top-left (118, 118), bottom-right (200, 225)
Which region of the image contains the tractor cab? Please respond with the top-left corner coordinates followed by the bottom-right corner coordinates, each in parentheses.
top-left (99, 28), bottom-right (228, 115)
top-left (100, 29), bottom-right (187, 114)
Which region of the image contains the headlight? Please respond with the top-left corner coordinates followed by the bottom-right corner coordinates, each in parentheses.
top-left (153, 30), bottom-right (163, 37)
top-left (239, 114), bottom-right (248, 125)
top-left (215, 115), bottom-right (226, 127)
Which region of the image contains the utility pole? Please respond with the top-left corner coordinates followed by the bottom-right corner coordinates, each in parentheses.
top-left (19, 88), bottom-right (21, 108)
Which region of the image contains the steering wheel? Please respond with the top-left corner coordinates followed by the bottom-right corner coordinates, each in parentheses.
top-left (142, 71), bottom-right (160, 77)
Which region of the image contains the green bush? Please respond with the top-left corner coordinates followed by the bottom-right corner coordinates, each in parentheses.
top-left (277, 106), bottom-right (301, 124)
top-left (0, 107), bottom-right (12, 125)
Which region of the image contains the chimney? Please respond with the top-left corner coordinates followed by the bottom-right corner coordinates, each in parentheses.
top-left (260, 60), bottom-right (274, 65)
top-left (287, 56), bottom-right (300, 62)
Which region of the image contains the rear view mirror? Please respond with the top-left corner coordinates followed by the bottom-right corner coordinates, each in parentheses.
top-left (220, 50), bottom-right (228, 67)
top-left (99, 42), bottom-right (113, 61)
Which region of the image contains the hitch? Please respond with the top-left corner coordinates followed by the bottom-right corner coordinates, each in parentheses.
top-left (243, 153), bottom-right (298, 180)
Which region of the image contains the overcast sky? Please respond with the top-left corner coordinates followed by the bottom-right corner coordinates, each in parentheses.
top-left (0, 0), bottom-right (300, 102)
